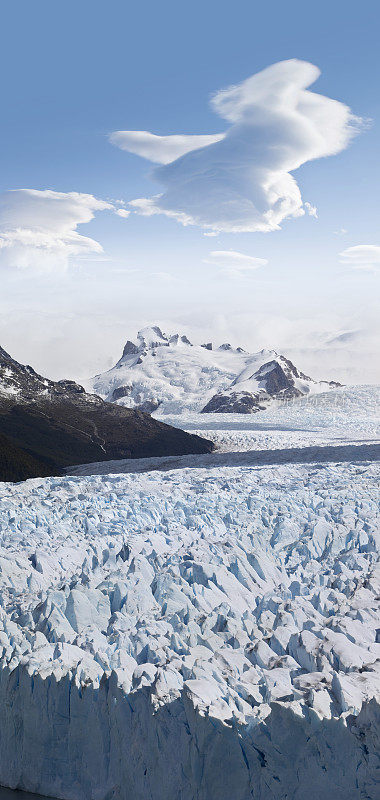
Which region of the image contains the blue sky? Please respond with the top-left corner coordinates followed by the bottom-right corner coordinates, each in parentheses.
top-left (0, 1), bottom-right (379, 382)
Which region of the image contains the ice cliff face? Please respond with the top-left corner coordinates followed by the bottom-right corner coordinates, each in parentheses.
top-left (0, 458), bottom-right (378, 799)
top-left (91, 326), bottom-right (340, 415)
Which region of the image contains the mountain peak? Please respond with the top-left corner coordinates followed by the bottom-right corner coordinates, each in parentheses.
top-left (136, 326), bottom-right (194, 349)
top-left (137, 326), bottom-right (168, 348)
top-left (119, 327), bottom-right (194, 362)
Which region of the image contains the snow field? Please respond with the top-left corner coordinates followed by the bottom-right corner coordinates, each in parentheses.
top-left (156, 385), bottom-right (380, 452)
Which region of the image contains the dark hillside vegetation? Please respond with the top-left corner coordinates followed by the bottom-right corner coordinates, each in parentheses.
top-left (0, 432), bottom-right (56, 482)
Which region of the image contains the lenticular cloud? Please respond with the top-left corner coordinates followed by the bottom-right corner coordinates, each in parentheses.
top-left (109, 131), bottom-right (225, 165)
top-left (112, 59), bottom-right (360, 233)
top-left (0, 190), bottom-right (113, 271)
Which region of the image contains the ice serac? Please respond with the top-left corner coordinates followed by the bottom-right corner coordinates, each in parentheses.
top-left (0, 345), bottom-right (214, 481)
top-left (92, 329), bottom-right (341, 415)
top-left (0, 457), bottom-right (378, 798)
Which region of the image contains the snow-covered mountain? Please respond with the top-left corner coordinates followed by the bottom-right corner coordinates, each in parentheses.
top-left (0, 343), bottom-right (89, 402)
top-left (92, 326), bottom-right (341, 414)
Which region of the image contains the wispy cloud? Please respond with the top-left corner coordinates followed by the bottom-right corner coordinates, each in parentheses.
top-left (339, 245), bottom-right (380, 272)
top-left (111, 59), bottom-right (361, 234)
top-left (304, 202), bottom-right (318, 219)
top-left (0, 189), bottom-right (117, 271)
top-left (204, 249), bottom-right (268, 277)
top-left (110, 131), bottom-right (224, 164)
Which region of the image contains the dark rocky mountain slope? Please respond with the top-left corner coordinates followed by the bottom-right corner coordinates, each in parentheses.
top-left (202, 355), bottom-right (341, 413)
top-left (0, 346), bottom-right (214, 481)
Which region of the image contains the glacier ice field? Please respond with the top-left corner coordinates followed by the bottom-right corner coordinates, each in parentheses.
top-left (0, 386), bottom-right (379, 799)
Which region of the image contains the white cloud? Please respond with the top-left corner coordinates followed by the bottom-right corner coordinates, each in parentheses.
top-left (112, 59), bottom-right (361, 234)
top-left (115, 207), bottom-right (131, 218)
top-left (128, 196), bottom-right (194, 227)
top-left (304, 201), bottom-right (318, 219)
top-left (204, 250), bottom-right (267, 277)
top-left (0, 189), bottom-right (113, 271)
top-left (339, 245), bottom-right (380, 272)
top-left (110, 130), bottom-right (225, 164)
top-left (333, 228), bottom-right (348, 235)
top-left (149, 271), bottom-right (177, 283)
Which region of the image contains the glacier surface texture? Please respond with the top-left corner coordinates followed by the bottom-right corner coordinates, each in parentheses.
top-left (0, 450), bottom-right (379, 798)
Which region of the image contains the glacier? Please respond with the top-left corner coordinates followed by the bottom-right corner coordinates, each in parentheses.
top-left (0, 424), bottom-right (379, 798)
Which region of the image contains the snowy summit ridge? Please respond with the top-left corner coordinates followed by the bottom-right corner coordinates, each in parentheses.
top-left (92, 326), bottom-right (341, 414)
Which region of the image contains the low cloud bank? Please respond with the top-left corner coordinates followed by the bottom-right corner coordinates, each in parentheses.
top-left (339, 245), bottom-right (380, 272)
